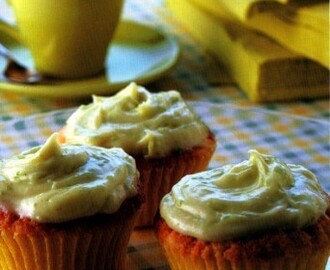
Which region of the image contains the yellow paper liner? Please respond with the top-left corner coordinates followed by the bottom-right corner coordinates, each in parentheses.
top-left (0, 193), bottom-right (142, 270)
top-left (134, 131), bottom-right (216, 226)
top-left (155, 203), bottom-right (330, 270)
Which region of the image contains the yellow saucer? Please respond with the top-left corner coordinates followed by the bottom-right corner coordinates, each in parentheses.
top-left (0, 20), bottom-right (180, 98)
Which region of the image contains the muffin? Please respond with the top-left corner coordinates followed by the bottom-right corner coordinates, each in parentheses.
top-left (155, 150), bottom-right (330, 270)
top-left (58, 82), bottom-right (216, 226)
top-left (0, 133), bottom-right (142, 270)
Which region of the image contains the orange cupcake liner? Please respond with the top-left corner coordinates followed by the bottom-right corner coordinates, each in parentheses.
top-left (0, 194), bottom-right (142, 270)
top-left (155, 207), bottom-right (330, 270)
top-left (134, 131), bottom-right (216, 226)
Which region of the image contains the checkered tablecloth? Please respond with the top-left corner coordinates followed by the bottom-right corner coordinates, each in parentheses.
top-left (0, 0), bottom-right (329, 121)
top-left (0, 0), bottom-right (329, 267)
top-left (0, 101), bottom-right (329, 269)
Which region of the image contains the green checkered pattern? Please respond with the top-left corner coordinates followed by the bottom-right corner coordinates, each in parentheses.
top-left (0, 0), bottom-right (329, 121)
top-left (1, 102), bottom-right (329, 191)
top-left (0, 0), bottom-right (329, 269)
top-left (0, 101), bottom-right (329, 269)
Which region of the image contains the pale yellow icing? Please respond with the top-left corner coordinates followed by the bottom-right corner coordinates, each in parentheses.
top-left (0, 133), bottom-right (138, 223)
top-left (63, 82), bottom-right (209, 157)
top-left (160, 150), bottom-right (328, 241)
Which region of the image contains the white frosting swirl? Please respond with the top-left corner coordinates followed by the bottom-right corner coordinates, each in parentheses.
top-left (160, 150), bottom-right (328, 241)
top-left (0, 134), bottom-right (138, 223)
top-left (63, 83), bottom-right (209, 157)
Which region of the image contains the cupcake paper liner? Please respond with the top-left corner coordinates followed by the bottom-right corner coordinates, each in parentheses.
top-left (134, 131), bottom-right (216, 227)
top-left (0, 194), bottom-right (142, 270)
top-left (155, 209), bottom-right (330, 270)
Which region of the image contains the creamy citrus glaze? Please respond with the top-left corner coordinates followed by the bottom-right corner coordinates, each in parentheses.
top-left (63, 82), bottom-right (209, 157)
top-left (160, 150), bottom-right (328, 241)
top-left (0, 134), bottom-right (138, 223)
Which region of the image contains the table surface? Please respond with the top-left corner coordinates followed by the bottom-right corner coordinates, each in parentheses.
top-left (0, 0), bottom-right (329, 269)
top-left (0, 0), bottom-right (329, 120)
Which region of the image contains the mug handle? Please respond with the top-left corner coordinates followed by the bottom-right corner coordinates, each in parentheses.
top-left (0, 0), bottom-right (20, 43)
top-left (0, 21), bottom-right (19, 41)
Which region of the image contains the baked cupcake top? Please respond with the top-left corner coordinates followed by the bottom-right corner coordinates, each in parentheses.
top-left (63, 82), bottom-right (209, 157)
top-left (0, 133), bottom-right (138, 223)
top-left (160, 150), bottom-right (328, 241)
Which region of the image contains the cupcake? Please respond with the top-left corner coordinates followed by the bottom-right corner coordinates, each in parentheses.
top-left (58, 82), bottom-right (216, 226)
top-left (155, 150), bottom-right (330, 270)
top-left (0, 133), bottom-right (142, 270)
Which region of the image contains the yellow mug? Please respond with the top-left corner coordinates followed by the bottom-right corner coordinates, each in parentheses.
top-left (1, 0), bottom-right (123, 79)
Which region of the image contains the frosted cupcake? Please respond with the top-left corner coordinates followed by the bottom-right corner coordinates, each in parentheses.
top-left (0, 134), bottom-right (142, 270)
top-left (58, 82), bottom-right (216, 226)
top-left (155, 150), bottom-right (330, 270)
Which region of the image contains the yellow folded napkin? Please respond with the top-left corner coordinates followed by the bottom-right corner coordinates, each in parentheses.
top-left (166, 0), bottom-right (330, 102)
top-left (190, 0), bottom-right (329, 68)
